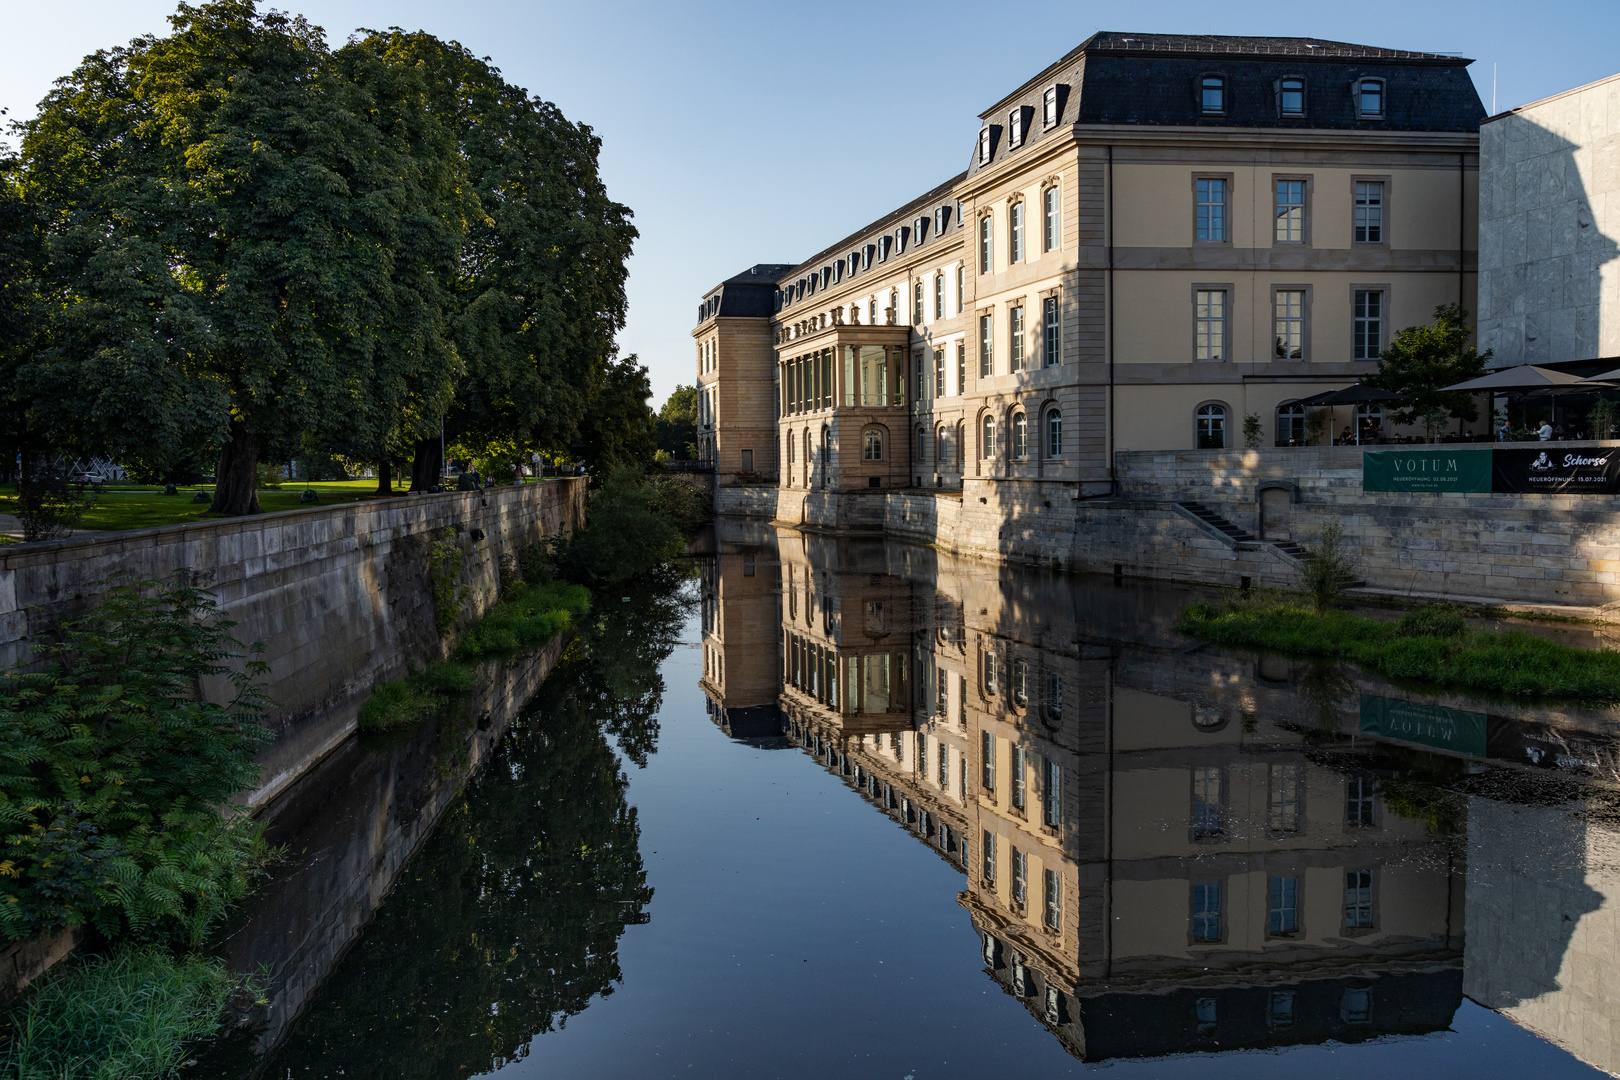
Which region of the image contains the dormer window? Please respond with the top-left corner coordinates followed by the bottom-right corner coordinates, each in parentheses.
top-left (849, 249), bottom-right (862, 274)
top-left (834, 259), bottom-right (845, 283)
top-left (862, 244), bottom-right (875, 270)
top-left (914, 216), bottom-right (929, 244)
top-left (1043, 86), bottom-right (1059, 127)
top-left (1200, 75), bottom-right (1225, 115)
top-left (1278, 77), bottom-right (1305, 118)
top-left (878, 236), bottom-right (892, 262)
top-left (894, 226), bottom-right (909, 255)
top-left (1355, 78), bottom-right (1385, 120)
top-left (978, 126), bottom-right (992, 164)
top-left (820, 266), bottom-right (832, 290)
top-left (1009, 109), bottom-right (1025, 149)
top-left (935, 205), bottom-right (952, 234)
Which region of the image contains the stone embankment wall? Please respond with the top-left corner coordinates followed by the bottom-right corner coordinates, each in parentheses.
top-left (0, 480), bottom-right (585, 807)
top-left (737, 444), bottom-right (1620, 610)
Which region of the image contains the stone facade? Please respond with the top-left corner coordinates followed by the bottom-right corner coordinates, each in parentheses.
top-left (1478, 71), bottom-right (1620, 369)
top-left (693, 33), bottom-right (1487, 540)
top-left (0, 480), bottom-right (585, 806)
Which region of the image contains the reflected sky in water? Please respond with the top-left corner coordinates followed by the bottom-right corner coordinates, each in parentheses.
top-left (210, 524), bottom-right (1620, 1079)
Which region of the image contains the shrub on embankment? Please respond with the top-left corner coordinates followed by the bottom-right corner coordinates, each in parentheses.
top-left (1178, 599), bottom-right (1620, 701)
top-left (0, 948), bottom-right (239, 1080)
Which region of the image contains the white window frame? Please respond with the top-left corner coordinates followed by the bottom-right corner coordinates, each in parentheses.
top-left (1043, 295), bottom-right (1060, 366)
top-left (1194, 288), bottom-right (1228, 361)
top-left (978, 126), bottom-right (992, 163)
top-left (1042, 86), bottom-right (1059, 128)
top-left (1355, 78), bottom-right (1385, 120)
top-left (1199, 74), bottom-right (1225, 115)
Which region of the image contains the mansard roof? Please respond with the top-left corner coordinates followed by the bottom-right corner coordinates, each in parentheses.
top-left (966, 31), bottom-right (1486, 178)
top-left (696, 265), bottom-right (794, 326)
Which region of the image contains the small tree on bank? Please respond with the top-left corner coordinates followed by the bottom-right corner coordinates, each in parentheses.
top-left (1299, 519), bottom-right (1360, 615)
top-left (1364, 303), bottom-right (1492, 440)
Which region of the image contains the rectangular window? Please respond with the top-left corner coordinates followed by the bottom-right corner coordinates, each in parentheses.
top-left (957, 342), bottom-right (965, 395)
top-left (1274, 290), bottom-right (1305, 359)
top-left (1192, 766), bottom-right (1224, 838)
top-left (914, 350), bottom-right (926, 402)
top-left (979, 216), bottom-right (992, 274)
top-left (1201, 76), bottom-right (1224, 114)
top-left (1278, 77), bottom-right (1305, 117)
top-left (959, 756), bottom-right (967, 799)
top-left (1044, 758), bottom-right (1061, 827)
top-left (934, 349), bottom-right (946, 403)
top-left (1009, 202), bottom-right (1024, 263)
top-left (978, 126), bottom-right (992, 164)
top-left (1275, 180), bottom-right (1305, 243)
top-left (1346, 775), bottom-right (1376, 825)
top-left (1196, 178), bottom-right (1227, 242)
top-left (1195, 290), bottom-right (1227, 361)
top-left (979, 314), bottom-right (994, 377)
top-left (1043, 86), bottom-right (1059, 126)
top-left (1269, 990), bottom-right (1296, 1028)
top-left (1011, 746), bottom-right (1026, 810)
top-left (1354, 290), bottom-right (1383, 360)
top-left (1268, 764), bottom-right (1303, 833)
top-left (1354, 181), bottom-right (1384, 242)
top-left (1191, 882), bottom-right (1222, 941)
top-left (1043, 186), bottom-right (1059, 252)
top-left (1009, 306), bottom-right (1025, 371)
top-left (1345, 869), bottom-right (1375, 929)
top-left (935, 274), bottom-right (945, 319)
top-left (1043, 296), bottom-right (1060, 366)
top-left (1011, 848), bottom-right (1027, 907)
top-left (981, 730), bottom-right (995, 791)
top-left (1008, 108), bottom-right (1024, 149)
top-left (1268, 875), bottom-right (1299, 935)
top-left (956, 265), bottom-right (965, 313)
top-left (938, 743), bottom-right (949, 788)
top-left (914, 280), bottom-right (924, 324)
top-left (982, 830), bottom-right (996, 882)
top-left (1043, 868), bottom-right (1061, 930)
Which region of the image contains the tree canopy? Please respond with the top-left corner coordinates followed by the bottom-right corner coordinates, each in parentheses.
top-left (0, 2), bottom-right (646, 512)
top-left (1365, 303), bottom-right (1492, 436)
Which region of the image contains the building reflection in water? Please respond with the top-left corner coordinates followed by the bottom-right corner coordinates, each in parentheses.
top-left (697, 520), bottom-right (1620, 1068)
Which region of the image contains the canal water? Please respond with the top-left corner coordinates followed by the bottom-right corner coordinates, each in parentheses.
top-left (202, 521), bottom-right (1620, 1078)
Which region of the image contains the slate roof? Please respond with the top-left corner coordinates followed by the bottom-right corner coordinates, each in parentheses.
top-left (697, 265), bottom-right (795, 325)
top-left (966, 32), bottom-right (1486, 178)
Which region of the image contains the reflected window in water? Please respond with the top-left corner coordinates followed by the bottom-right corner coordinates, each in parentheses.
top-left (1196, 996), bottom-right (1218, 1037)
top-left (983, 651), bottom-right (999, 696)
top-left (1346, 775), bottom-right (1377, 827)
top-left (1345, 869), bottom-right (1375, 931)
top-left (1012, 746), bottom-right (1027, 810)
top-left (982, 730), bottom-right (997, 791)
top-left (1192, 882), bottom-right (1223, 942)
top-left (936, 668), bottom-right (948, 716)
top-left (1043, 758), bottom-right (1061, 827)
top-left (1268, 990), bottom-right (1297, 1029)
top-left (1044, 674), bottom-right (1062, 724)
top-left (982, 830), bottom-right (997, 883)
top-left (891, 730), bottom-right (903, 761)
top-left (1043, 868), bottom-right (1061, 930)
top-left (1268, 764), bottom-right (1303, 833)
top-left (1012, 658), bottom-right (1029, 706)
top-left (1342, 986), bottom-right (1373, 1025)
top-left (918, 732), bottom-right (927, 774)
top-left (1192, 766), bottom-right (1225, 838)
top-left (1044, 986), bottom-right (1067, 1026)
top-left (865, 600), bottom-right (886, 634)
top-left (938, 743), bottom-right (949, 788)
top-left (1012, 848), bottom-right (1028, 908)
top-left (1269, 875), bottom-right (1300, 936)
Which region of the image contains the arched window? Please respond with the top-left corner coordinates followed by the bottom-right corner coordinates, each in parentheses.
top-left (982, 416), bottom-right (998, 459)
top-left (957, 422), bottom-right (966, 467)
top-left (1275, 402), bottom-right (1306, 446)
top-left (1196, 403), bottom-right (1228, 449)
top-left (863, 428), bottom-right (885, 461)
top-left (1013, 413), bottom-right (1028, 459)
top-left (820, 424), bottom-right (830, 463)
top-left (916, 424), bottom-right (929, 463)
top-left (935, 424), bottom-right (946, 467)
top-left (1046, 410), bottom-right (1062, 457)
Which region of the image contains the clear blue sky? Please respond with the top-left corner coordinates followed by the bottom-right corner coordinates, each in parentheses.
top-left (3, 1), bottom-right (1618, 407)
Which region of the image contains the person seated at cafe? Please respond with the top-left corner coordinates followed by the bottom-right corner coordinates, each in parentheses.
top-left (1498, 419), bottom-right (1512, 441)
top-left (1539, 420), bottom-right (1554, 441)
top-left (1338, 425), bottom-right (1353, 445)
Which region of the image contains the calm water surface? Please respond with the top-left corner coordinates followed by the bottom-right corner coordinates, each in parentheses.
top-left (204, 522), bottom-right (1620, 1078)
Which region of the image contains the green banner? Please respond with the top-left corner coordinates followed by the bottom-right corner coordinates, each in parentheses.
top-left (1362, 448), bottom-right (1492, 492)
top-left (1358, 694), bottom-right (1487, 757)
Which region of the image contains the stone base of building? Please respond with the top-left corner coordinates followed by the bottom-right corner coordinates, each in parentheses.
top-left (754, 444), bottom-right (1620, 613)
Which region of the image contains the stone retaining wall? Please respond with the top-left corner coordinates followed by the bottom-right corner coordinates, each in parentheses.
top-left (0, 480), bottom-right (585, 806)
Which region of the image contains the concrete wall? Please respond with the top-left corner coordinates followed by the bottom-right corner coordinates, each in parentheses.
top-left (0, 480), bottom-right (585, 807)
top-left (1478, 72), bottom-right (1620, 368)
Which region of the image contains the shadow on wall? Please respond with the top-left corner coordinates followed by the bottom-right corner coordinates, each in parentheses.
top-left (1478, 106), bottom-right (1620, 367)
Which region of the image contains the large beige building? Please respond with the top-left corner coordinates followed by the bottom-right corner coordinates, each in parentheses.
top-left (692, 33), bottom-right (1486, 523)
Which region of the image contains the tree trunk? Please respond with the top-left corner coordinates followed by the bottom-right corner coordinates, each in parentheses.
top-left (409, 437), bottom-right (442, 492)
top-left (211, 422), bottom-right (261, 515)
top-left (376, 458), bottom-right (392, 496)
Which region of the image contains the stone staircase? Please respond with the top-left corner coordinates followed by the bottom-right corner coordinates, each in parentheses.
top-left (1178, 501), bottom-right (1258, 544)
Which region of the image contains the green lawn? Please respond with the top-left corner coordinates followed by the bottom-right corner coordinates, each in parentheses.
top-left (2, 481), bottom-right (430, 533)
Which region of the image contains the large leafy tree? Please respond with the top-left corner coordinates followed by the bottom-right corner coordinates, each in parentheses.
top-left (17, 2), bottom-right (469, 514)
top-left (350, 33), bottom-right (637, 490)
top-left (655, 384), bottom-right (698, 460)
top-left (1365, 303), bottom-right (1492, 438)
